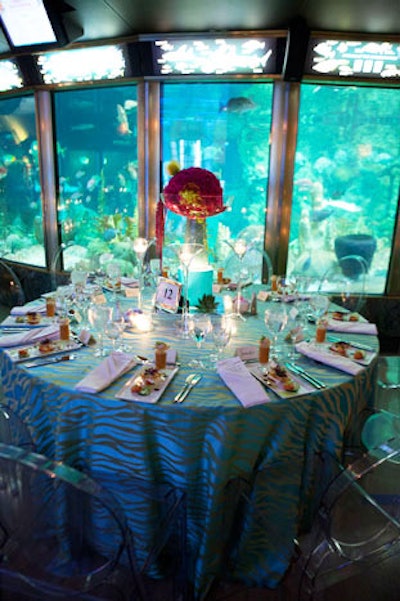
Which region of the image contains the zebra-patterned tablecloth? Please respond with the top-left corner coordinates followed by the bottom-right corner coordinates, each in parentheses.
top-left (0, 310), bottom-right (378, 599)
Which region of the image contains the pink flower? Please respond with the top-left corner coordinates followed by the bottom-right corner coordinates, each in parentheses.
top-left (163, 167), bottom-right (226, 219)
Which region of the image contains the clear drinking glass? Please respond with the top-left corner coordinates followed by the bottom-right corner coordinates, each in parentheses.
top-left (88, 304), bottom-right (112, 357)
top-left (264, 305), bottom-right (288, 360)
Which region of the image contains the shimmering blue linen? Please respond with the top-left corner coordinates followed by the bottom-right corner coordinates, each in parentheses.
top-left (0, 310), bottom-right (378, 599)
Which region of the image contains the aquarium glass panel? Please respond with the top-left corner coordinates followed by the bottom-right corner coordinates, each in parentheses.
top-left (287, 83), bottom-right (400, 295)
top-left (0, 94), bottom-right (44, 266)
top-left (54, 86), bottom-right (139, 273)
top-left (161, 81), bottom-right (273, 283)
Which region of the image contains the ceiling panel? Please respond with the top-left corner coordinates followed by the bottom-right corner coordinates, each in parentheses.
top-left (65, 0), bottom-right (400, 43)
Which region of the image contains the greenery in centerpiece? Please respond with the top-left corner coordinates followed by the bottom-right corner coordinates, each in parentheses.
top-left (195, 294), bottom-right (219, 314)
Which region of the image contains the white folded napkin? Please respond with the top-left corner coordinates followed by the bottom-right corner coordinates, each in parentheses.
top-left (121, 277), bottom-right (139, 288)
top-left (217, 356), bottom-right (270, 407)
top-left (75, 351), bottom-right (137, 393)
top-left (10, 300), bottom-right (47, 316)
top-left (0, 325), bottom-right (59, 348)
top-left (326, 319), bottom-right (377, 335)
top-left (295, 341), bottom-right (363, 375)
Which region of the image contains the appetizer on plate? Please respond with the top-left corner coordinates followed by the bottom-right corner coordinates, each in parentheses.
top-left (130, 366), bottom-right (168, 396)
top-left (329, 341), bottom-right (366, 360)
top-left (38, 338), bottom-right (57, 353)
top-left (267, 363), bottom-right (300, 392)
top-left (330, 311), bottom-right (359, 322)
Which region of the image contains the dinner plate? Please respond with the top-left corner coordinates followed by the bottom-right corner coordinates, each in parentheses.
top-left (115, 364), bottom-right (179, 403)
top-left (326, 341), bottom-right (374, 365)
top-left (247, 363), bottom-right (313, 398)
top-left (1, 314), bottom-right (56, 329)
top-left (6, 339), bottom-right (82, 363)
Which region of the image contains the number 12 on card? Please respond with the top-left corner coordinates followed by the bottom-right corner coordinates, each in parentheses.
top-left (155, 278), bottom-right (182, 313)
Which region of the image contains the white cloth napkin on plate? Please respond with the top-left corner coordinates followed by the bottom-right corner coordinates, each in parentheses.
top-left (75, 351), bottom-right (137, 393)
top-left (217, 356), bottom-right (270, 407)
top-left (10, 300), bottom-right (47, 316)
top-left (295, 341), bottom-right (363, 375)
top-left (326, 319), bottom-right (377, 335)
top-left (0, 325), bottom-right (59, 348)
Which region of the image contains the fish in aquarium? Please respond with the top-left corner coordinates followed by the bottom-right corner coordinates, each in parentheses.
top-left (219, 97), bottom-right (256, 113)
top-left (116, 104), bottom-right (132, 135)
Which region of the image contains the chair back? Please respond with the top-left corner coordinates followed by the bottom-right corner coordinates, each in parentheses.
top-left (90, 469), bottom-right (188, 601)
top-left (0, 443), bottom-right (146, 600)
top-left (318, 254), bottom-right (367, 313)
top-left (0, 259), bottom-right (25, 308)
top-left (295, 437), bottom-right (400, 600)
top-left (0, 404), bottom-right (35, 450)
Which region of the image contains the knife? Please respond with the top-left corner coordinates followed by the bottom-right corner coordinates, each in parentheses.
top-left (174, 374), bottom-right (202, 403)
top-left (327, 335), bottom-right (375, 352)
top-left (285, 363), bottom-right (326, 390)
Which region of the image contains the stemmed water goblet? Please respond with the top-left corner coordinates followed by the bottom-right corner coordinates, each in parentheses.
top-left (188, 314), bottom-right (212, 368)
top-left (105, 305), bottom-right (126, 352)
top-left (211, 315), bottom-right (231, 368)
top-left (264, 305), bottom-right (288, 360)
top-left (225, 238), bottom-right (253, 320)
top-left (106, 261), bottom-right (121, 300)
top-left (88, 304), bottom-right (112, 357)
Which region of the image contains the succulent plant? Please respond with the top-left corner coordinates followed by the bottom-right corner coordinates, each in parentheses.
top-left (195, 294), bottom-right (219, 313)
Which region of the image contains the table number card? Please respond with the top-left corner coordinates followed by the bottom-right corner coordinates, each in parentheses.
top-left (155, 277), bottom-right (182, 313)
top-left (257, 290), bottom-right (270, 302)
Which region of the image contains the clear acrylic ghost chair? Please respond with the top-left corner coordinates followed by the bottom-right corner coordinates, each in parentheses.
top-left (318, 254), bottom-right (367, 314)
top-left (293, 436), bottom-right (400, 601)
top-left (0, 443), bottom-right (147, 601)
top-left (0, 259), bottom-right (25, 308)
top-left (86, 469), bottom-right (189, 601)
top-left (0, 404), bottom-right (35, 450)
top-left (375, 355), bottom-right (400, 414)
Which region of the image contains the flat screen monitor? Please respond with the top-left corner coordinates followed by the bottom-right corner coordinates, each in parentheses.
top-left (0, 0), bottom-right (76, 54)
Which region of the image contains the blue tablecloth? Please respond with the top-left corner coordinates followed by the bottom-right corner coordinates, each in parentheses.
top-left (0, 309), bottom-right (378, 599)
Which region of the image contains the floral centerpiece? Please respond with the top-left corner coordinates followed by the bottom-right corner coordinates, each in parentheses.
top-left (156, 164), bottom-right (226, 256)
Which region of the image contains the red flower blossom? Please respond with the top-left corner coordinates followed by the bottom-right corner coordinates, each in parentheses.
top-left (163, 167), bottom-right (226, 219)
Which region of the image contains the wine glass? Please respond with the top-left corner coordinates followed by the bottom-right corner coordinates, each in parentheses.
top-left (264, 305), bottom-right (288, 360)
top-left (106, 261), bottom-right (121, 300)
top-left (105, 305), bottom-right (126, 352)
top-left (188, 314), bottom-right (212, 368)
top-left (309, 293), bottom-right (330, 323)
top-left (88, 304), bottom-right (112, 357)
top-left (211, 315), bottom-right (231, 367)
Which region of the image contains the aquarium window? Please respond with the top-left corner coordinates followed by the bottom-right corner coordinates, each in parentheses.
top-left (161, 81), bottom-right (273, 282)
top-left (287, 83), bottom-right (400, 294)
top-left (152, 37), bottom-right (278, 75)
top-left (306, 39), bottom-right (400, 79)
top-left (53, 85), bottom-right (139, 273)
top-left (37, 45), bottom-right (126, 84)
top-left (0, 59), bottom-right (24, 91)
top-left (0, 94), bottom-right (45, 267)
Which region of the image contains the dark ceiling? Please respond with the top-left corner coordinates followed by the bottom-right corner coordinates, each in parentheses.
top-left (57, 0), bottom-right (400, 43)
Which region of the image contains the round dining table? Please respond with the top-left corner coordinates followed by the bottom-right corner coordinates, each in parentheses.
top-left (0, 297), bottom-right (379, 600)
